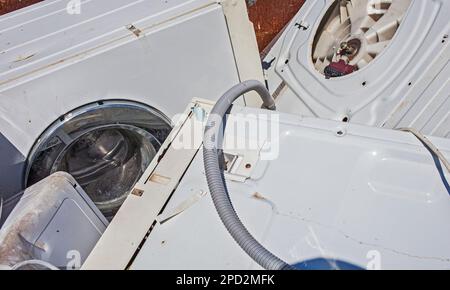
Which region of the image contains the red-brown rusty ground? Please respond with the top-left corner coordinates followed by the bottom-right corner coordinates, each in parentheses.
top-left (248, 0), bottom-right (305, 51)
top-left (0, 0), bottom-right (42, 15)
top-left (1, 0), bottom-right (305, 52)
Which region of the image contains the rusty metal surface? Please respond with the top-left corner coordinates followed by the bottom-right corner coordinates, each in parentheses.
top-left (0, 0), bottom-right (42, 15)
top-left (248, 0), bottom-right (305, 52)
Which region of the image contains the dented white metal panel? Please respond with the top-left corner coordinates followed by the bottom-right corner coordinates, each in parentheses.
top-left (0, 0), bottom-right (263, 200)
top-left (87, 100), bottom-right (450, 270)
top-left (0, 0), bottom-right (216, 80)
top-left (272, 0), bottom-right (450, 138)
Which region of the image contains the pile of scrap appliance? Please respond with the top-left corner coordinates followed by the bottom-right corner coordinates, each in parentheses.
top-left (0, 0), bottom-right (449, 270)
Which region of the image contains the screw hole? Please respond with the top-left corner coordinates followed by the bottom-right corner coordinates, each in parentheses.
top-left (335, 128), bottom-right (346, 137)
top-left (362, 81), bottom-right (367, 87)
top-left (245, 163), bottom-right (252, 169)
top-left (342, 116), bottom-right (349, 123)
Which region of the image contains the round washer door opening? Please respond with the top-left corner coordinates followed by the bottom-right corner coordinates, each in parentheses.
top-left (26, 101), bottom-right (172, 218)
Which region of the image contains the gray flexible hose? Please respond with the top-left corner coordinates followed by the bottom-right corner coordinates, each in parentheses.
top-left (203, 80), bottom-right (294, 270)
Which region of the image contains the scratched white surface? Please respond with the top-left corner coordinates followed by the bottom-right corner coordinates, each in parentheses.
top-left (131, 105), bottom-right (450, 270)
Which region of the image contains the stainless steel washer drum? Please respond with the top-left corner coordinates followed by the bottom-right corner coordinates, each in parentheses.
top-left (25, 100), bottom-right (172, 217)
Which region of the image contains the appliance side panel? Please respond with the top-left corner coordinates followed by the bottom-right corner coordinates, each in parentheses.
top-left (0, 5), bottom-right (240, 199)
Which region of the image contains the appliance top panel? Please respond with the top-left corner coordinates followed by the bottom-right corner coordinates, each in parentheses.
top-left (0, 0), bottom-right (217, 82)
top-left (119, 102), bottom-right (450, 270)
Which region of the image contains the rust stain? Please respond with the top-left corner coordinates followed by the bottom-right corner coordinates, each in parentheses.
top-left (126, 24), bottom-right (142, 38)
top-left (149, 174), bottom-right (171, 185)
top-left (252, 192), bottom-right (266, 200)
top-left (131, 188), bottom-right (144, 197)
top-left (13, 53), bottom-right (36, 63)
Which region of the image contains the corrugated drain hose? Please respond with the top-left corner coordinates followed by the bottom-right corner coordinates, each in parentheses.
top-left (203, 80), bottom-right (294, 270)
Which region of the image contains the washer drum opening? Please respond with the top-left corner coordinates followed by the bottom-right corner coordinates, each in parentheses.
top-left (26, 101), bottom-right (172, 218)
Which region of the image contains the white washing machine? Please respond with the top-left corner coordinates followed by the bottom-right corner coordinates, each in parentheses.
top-left (264, 0), bottom-right (450, 138)
top-left (84, 99), bottom-right (450, 270)
top-left (0, 0), bottom-right (263, 217)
